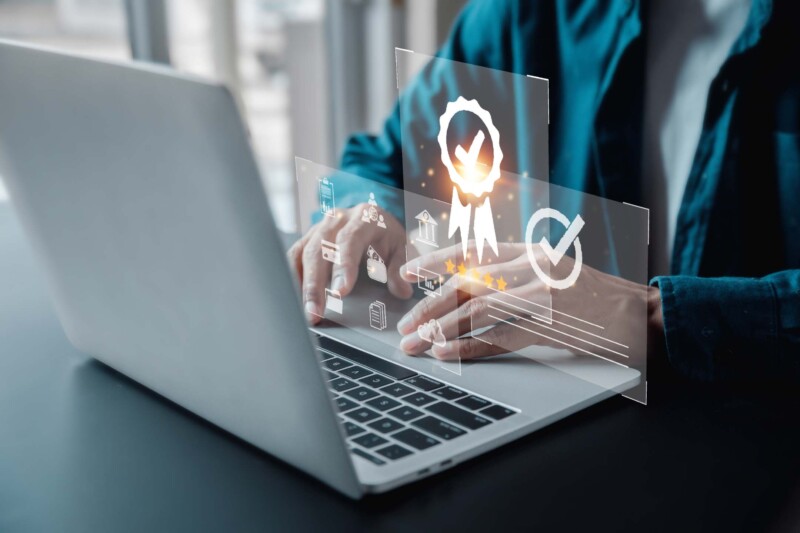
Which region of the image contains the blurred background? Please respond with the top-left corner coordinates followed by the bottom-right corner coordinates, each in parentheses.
top-left (0, 0), bottom-right (467, 232)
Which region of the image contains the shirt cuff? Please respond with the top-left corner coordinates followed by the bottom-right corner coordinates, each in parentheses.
top-left (650, 275), bottom-right (778, 382)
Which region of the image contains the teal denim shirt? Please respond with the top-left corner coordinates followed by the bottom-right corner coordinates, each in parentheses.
top-left (340, 0), bottom-right (800, 383)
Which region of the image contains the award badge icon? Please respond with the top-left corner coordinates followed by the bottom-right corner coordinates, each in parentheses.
top-left (438, 96), bottom-right (502, 263)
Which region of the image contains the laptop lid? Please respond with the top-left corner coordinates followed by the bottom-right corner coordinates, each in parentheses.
top-left (0, 40), bottom-right (362, 499)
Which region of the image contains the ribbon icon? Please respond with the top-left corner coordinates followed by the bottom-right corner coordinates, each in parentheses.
top-left (437, 97), bottom-right (503, 263)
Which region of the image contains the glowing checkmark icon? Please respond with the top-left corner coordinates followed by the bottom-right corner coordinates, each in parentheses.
top-left (454, 130), bottom-right (485, 170)
top-left (539, 214), bottom-right (585, 266)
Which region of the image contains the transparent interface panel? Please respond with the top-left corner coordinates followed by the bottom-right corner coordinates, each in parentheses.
top-left (296, 158), bottom-right (465, 376)
top-left (394, 49), bottom-right (647, 403)
top-left (295, 158), bottom-right (649, 403)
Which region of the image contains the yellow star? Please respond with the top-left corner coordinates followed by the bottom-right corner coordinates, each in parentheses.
top-left (483, 273), bottom-right (494, 288)
top-left (457, 262), bottom-right (467, 276)
top-left (470, 268), bottom-right (481, 281)
top-left (496, 276), bottom-right (508, 291)
top-left (445, 259), bottom-right (456, 274)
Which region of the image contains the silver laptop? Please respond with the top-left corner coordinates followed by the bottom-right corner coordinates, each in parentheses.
top-left (0, 40), bottom-right (638, 498)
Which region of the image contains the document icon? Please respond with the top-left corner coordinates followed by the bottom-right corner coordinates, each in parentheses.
top-left (325, 288), bottom-right (343, 314)
top-left (368, 300), bottom-right (387, 331)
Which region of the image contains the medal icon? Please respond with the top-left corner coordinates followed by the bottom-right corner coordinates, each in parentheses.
top-left (437, 96), bottom-right (502, 263)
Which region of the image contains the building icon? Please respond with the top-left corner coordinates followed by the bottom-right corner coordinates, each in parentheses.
top-left (415, 210), bottom-right (438, 247)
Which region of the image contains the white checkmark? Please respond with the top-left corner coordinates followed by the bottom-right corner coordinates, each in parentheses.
top-left (454, 130), bottom-right (485, 170)
top-left (539, 214), bottom-right (585, 266)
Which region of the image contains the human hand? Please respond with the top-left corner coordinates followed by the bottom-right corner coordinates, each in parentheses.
top-left (396, 241), bottom-right (654, 363)
top-left (287, 204), bottom-right (413, 324)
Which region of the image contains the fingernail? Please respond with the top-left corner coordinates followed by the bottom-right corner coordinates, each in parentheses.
top-left (397, 313), bottom-right (413, 334)
top-left (331, 275), bottom-right (345, 292)
top-left (400, 333), bottom-right (421, 352)
top-left (305, 301), bottom-right (320, 319)
top-left (431, 343), bottom-right (453, 360)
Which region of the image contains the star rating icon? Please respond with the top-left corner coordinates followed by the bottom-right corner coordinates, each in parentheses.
top-left (442, 260), bottom-right (508, 292)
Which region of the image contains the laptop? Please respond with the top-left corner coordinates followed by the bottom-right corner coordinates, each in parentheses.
top-left (0, 40), bottom-right (638, 498)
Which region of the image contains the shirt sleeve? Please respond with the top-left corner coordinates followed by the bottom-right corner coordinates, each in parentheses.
top-left (652, 271), bottom-right (800, 382)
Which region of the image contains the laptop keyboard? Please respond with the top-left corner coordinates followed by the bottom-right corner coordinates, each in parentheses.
top-left (316, 336), bottom-right (518, 466)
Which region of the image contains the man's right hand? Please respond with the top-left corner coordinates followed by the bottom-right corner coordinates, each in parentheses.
top-left (287, 203), bottom-right (413, 324)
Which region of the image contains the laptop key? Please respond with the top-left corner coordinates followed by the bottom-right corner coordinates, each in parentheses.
top-left (335, 397), bottom-right (359, 412)
top-left (342, 421), bottom-right (366, 437)
top-left (393, 428), bottom-right (440, 450)
top-left (387, 405), bottom-right (424, 422)
top-left (359, 374), bottom-right (394, 389)
top-left (481, 405), bottom-right (516, 420)
top-left (380, 383), bottom-right (415, 398)
top-left (405, 392), bottom-right (436, 407)
top-left (352, 447), bottom-right (386, 465)
top-left (376, 444), bottom-right (413, 461)
top-left (405, 375), bottom-right (444, 391)
top-left (352, 432), bottom-right (389, 449)
top-left (317, 337), bottom-right (417, 380)
top-left (344, 387), bottom-right (380, 402)
top-left (317, 349), bottom-right (335, 361)
top-left (364, 396), bottom-right (401, 412)
top-left (426, 402), bottom-right (492, 430)
top-left (323, 357), bottom-right (353, 372)
top-left (432, 386), bottom-right (467, 400)
top-left (323, 370), bottom-right (338, 381)
top-left (412, 416), bottom-right (466, 440)
top-left (368, 417), bottom-right (404, 434)
top-left (329, 377), bottom-right (358, 393)
top-left (340, 365), bottom-right (373, 380)
top-left (456, 395), bottom-right (492, 411)
top-left (344, 407), bottom-right (382, 423)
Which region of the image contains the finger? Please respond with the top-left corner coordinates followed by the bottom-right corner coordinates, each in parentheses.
top-left (430, 322), bottom-right (523, 360)
top-left (396, 278), bottom-right (470, 336)
top-left (301, 232), bottom-right (336, 324)
top-left (387, 247), bottom-right (414, 300)
top-left (286, 235), bottom-right (307, 285)
top-left (329, 206), bottom-right (375, 296)
top-left (397, 254), bottom-right (543, 335)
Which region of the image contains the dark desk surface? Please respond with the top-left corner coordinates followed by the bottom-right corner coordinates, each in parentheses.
top-left (1, 203), bottom-right (799, 533)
